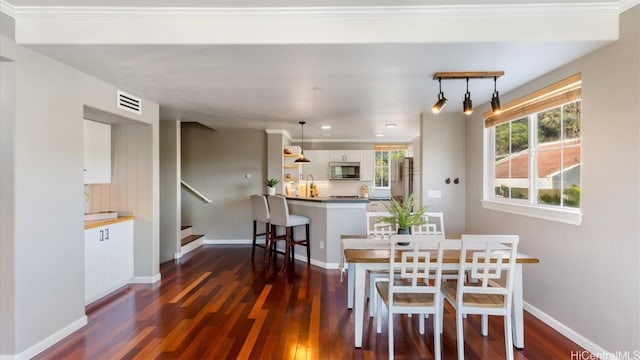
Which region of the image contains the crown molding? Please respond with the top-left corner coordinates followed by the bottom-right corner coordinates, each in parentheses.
top-left (265, 129), bottom-right (292, 140)
top-left (620, 0), bottom-right (640, 12)
top-left (1, 2), bottom-right (621, 19)
top-left (0, 0), bottom-right (16, 17)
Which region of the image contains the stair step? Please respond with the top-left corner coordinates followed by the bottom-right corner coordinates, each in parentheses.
top-left (180, 226), bottom-right (193, 238)
top-left (181, 234), bottom-right (204, 247)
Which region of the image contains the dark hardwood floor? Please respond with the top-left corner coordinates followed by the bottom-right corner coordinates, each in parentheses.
top-left (36, 245), bottom-right (585, 359)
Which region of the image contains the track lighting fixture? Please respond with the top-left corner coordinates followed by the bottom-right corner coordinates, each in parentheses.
top-left (463, 78), bottom-right (473, 115)
top-left (491, 76), bottom-right (502, 113)
top-left (432, 78), bottom-right (448, 113)
top-left (294, 121), bottom-right (310, 164)
top-left (431, 71), bottom-right (504, 116)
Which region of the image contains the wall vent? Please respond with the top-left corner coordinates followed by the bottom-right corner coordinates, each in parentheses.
top-left (117, 90), bottom-right (142, 115)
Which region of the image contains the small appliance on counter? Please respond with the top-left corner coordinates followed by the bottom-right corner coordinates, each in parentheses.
top-left (360, 184), bottom-right (369, 198)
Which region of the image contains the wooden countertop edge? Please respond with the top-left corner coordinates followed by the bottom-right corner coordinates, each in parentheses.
top-left (343, 248), bottom-right (540, 264)
top-left (84, 216), bottom-right (135, 229)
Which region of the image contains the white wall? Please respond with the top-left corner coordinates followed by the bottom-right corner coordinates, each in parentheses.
top-left (465, 5), bottom-right (640, 353)
top-left (159, 120), bottom-right (180, 262)
top-left (421, 112), bottom-right (466, 238)
top-left (0, 11), bottom-right (159, 357)
top-left (181, 126), bottom-right (267, 240)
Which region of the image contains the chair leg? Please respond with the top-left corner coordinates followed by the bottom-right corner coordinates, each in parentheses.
top-left (419, 314), bottom-right (425, 335)
top-left (251, 220), bottom-right (257, 258)
top-left (376, 293), bottom-right (382, 333)
top-left (388, 306), bottom-right (394, 359)
top-left (481, 314), bottom-right (489, 336)
top-left (263, 222), bottom-right (270, 264)
top-left (433, 311), bottom-right (441, 360)
top-left (504, 314), bottom-right (514, 360)
top-left (305, 224), bottom-right (310, 264)
top-left (456, 309), bottom-right (464, 360)
top-left (284, 227), bottom-right (291, 269)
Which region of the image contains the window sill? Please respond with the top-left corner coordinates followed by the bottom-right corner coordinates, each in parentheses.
top-left (481, 199), bottom-right (582, 225)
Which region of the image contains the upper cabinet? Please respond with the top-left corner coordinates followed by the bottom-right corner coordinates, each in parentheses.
top-left (329, 150), bottom-right (362, 163)
top-left (84, 119), bottom-right (111, 184)
top-left (302, 150), bottom-right (330, 181)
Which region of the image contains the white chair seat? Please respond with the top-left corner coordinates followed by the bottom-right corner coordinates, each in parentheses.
top-left (288, 214), bottom-right (310, 227)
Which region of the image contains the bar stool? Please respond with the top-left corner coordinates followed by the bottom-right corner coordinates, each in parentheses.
top-left (267, 195), bottom-right (310, 268)
top-left (250, 194), bottom-right (270, 260)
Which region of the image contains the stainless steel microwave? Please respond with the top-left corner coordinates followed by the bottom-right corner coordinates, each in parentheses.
top-left (329, 162), bottom-right (361, 180)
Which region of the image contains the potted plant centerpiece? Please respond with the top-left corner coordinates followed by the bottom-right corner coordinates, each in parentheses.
top-left (380, 193), bottom-right (427, 234)
top-left (265, 178), bottom-right (279, 196)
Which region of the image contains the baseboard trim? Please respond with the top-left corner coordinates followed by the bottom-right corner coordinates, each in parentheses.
top-left (203, 238), bottom-right (252, 245)
top-left (175, 237), bottom-right (204, 259)
top-left (523, 301), bottom-right (612, 357)
top-left (0, 315), bottom-right (87, 360)
top-left (129, 273), bottom-right (161, 284)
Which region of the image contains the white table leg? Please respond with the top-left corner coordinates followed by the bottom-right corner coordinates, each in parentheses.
top-left (347, 264), bottom-right (355, 309)
top-left (354, 263), bottom-right (367, 348)
top-left (512, 264), bottom-right (524, 348)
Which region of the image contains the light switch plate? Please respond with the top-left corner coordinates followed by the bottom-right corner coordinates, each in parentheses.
top-left (427, 190), bottom-right (442, 199)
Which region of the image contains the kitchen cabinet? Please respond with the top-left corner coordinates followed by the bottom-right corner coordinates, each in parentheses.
top-left (302, 150), bottom-right (330, 181)
top-left (84, 119), bottom-right (111, 184)
top-left (85, 219), bottom-right (133, 304)
top-left (329, 150), bottom-right (361, 163)
top-left (360, 150), bottom-right (374, 181)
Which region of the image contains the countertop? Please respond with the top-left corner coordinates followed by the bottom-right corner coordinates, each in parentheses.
top-left (84, 216), bottom-right (135, 229)
top-left (286, 196), bottom-right (369, 203)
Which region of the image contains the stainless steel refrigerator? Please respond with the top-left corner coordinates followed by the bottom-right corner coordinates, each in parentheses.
top-left (390, 157), bottom-right (414, 209)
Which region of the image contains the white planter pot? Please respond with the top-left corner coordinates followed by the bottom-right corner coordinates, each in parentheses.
top-left (267, 187), bottom-right (276, 196)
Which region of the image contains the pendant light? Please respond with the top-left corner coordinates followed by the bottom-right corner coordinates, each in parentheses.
top-left (463, 77), bottom-right (473, 115)
top-left (295, 121), bottom-right (310, 164)
top-left (491, 76), bottom-right (502, 113)
top-left (432, 78), bottom-right (448, 113)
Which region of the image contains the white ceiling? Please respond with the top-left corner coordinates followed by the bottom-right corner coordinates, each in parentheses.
top-left (3, 0), bottom-right (624, 141)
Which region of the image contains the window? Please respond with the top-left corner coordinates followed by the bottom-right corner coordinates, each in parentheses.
top-left (374, 150), bottom-right (405, 188)
top-left (483, 74), bottom-right (582, 224)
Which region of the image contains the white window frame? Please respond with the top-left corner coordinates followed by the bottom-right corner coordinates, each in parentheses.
top-left (482, 101), bottom-right (583, 226)
top-left (373, 150), bottom-right (391, 189)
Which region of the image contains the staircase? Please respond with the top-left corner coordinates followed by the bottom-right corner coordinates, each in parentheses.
top-left (178, 225), bottom-right (204, 258)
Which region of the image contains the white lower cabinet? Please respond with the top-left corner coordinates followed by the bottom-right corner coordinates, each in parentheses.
top-left (84, 219), bottom-right (134, 304)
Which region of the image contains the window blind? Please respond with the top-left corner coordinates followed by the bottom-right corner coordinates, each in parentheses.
top-left (483, 73), bottom-right (582, 128)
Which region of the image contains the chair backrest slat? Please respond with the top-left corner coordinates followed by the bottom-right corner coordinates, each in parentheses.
top-left (366, 211), bottom-right (394, 239)
top-left (458, 234), bottom-right (519, 305)
top-left (389, 235), bottom-right (458, 298)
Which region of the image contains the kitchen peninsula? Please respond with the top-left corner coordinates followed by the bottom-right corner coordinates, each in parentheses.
top-left (286, 196), bottom-right (368, 269)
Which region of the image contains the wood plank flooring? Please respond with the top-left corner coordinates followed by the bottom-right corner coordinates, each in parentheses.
top-left (35, 245), bottom-right (586, 359)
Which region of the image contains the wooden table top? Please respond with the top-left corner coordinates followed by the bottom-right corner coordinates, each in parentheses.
top-left (341, 234), bottom-right (540, 264)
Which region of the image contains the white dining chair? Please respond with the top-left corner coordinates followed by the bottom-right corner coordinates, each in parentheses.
top-left (411, 212), bottom-right (445, 236)
top-left (364, 212), bottom-right (394, 317)
top-left (440, 234), bottom-right (520, 360)
top-left (375, 234), bottom-right (457, 360)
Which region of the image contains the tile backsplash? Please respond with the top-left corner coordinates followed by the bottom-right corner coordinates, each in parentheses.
top-left (286, 179), bottom-right (391, 198)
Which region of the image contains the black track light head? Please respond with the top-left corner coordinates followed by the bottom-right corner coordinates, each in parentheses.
top-left (491, 76), bottom-right (502, 113)
top-left (463, 78), bottom-right (473, 115)
top-left (432, 78), bottom-right (447, 113)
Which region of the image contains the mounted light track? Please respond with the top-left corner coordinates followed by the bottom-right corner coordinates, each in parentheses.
top-left (432, 71), bottom-right (504, 116)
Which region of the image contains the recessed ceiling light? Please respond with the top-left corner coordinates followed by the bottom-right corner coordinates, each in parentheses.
top-left (321, 125), bottom-right (331, 130)
top-left (385, 123), bottom-right (397, 128)
top-left (376, 133), bottom-right (384, 137)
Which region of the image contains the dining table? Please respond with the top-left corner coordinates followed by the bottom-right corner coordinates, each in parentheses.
top-left (341, 235), bottom-right (540, 349)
